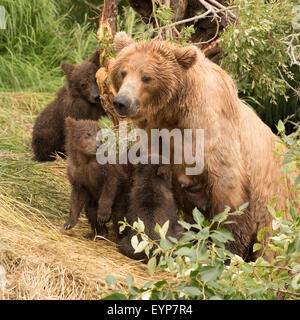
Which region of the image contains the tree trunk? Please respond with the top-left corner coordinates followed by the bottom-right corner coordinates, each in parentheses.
top-left (96, 0), bottom-right (121, 127)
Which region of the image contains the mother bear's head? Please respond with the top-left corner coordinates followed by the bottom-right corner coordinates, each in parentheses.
top-left (110, 32), bottom-right (199, 119)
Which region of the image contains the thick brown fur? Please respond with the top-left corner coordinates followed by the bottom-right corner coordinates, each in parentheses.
top-left (32, 51), bottom-right (106, 162)
top-left (112, 159), bottom-right (183, 262)
top-left (110, 32), bottom-right (298, 262)
top-left (63, 117), bottom-right (120, 239)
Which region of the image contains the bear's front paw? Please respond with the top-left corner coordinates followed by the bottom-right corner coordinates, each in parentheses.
top-left (63, 220), bottom-right (77, 230)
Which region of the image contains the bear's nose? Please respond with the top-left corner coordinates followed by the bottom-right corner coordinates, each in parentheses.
top-left (113, 95), bottom-right (131, 113)
top-left (94, 93), bottom-right (100, 102)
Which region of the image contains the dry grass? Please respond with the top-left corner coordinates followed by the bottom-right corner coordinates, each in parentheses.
top-left (0, 92), bottom-right (162, 300)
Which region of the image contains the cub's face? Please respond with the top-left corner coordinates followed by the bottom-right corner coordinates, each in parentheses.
top-left (110, 32), bottom-right (198, 120)
top-left (61, 51), bottom-right (101, 105)
top-left (71, 62), bottom-right (100, 104)
top-left (65, 118), bottom-right (100, 156)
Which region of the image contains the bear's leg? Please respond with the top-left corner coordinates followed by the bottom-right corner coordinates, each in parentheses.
top-left (63, 185), bottom-right (88, 230)
top-left (84, 199), bottom-right (107, 239)
top-left (97, 175), bottom-right (119, 224)
top-left (208, 174), bottom-right (256, 261)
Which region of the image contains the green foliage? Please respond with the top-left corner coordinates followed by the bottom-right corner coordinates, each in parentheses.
top-left (220, 0), bottom-right (299, 103)
top-left (0, 0), bottom-right (99, 92)
top-left (98, 203), bottom-right (299, 300)
top-left (117, 5), bottom-right (147, 39)
top-left (220, 0), bottom-right (299, 133)
top-left (276, 120), bottom-right (300, 193)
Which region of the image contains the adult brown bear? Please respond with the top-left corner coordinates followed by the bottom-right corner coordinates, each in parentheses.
top-left (109, 32), bottom-right (297, 262)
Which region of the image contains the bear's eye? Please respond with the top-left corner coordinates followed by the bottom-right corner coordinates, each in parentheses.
top-left (85, 133), bottom-right (91, 138)
top-left (141, 76), bottom-right (152, 83)
top-left (81, 83), bottom-right (87, 89)
top-left (120, 71), bottom-right (127, 79)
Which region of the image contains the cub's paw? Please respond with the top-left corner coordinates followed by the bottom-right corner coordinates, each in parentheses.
top-left (63, 221), bottom-right (77, 230)
top-left (84, 232), bottom-right (95, 240)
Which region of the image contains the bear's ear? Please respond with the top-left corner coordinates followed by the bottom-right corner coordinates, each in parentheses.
top-left (173, 45), bottom-right (198, 69)
top-left (88, 50), bottom-right (100, 67)
top-left (60, 62), bottom-right (75, 76)
top-left (113, 32), bottom-right (134, 54)
top-left (65, 117), bottom-right (77, 132)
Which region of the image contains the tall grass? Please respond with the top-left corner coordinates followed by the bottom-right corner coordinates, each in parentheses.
top-left (0, 0), bottom-right (100, 92)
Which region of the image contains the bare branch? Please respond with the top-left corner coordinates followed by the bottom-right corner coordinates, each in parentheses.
top-left (277, 68), bottom-right (300, 96)
top-left (80, 0), bottom-right (102, 11)
top-left (199, 0), bottom-right (237, 25)
top-left (155, 9), bottom-right (212, 31)
top-left (206, 0), bottom-right (237, 20)
top-left (281, 33), bottom-right (300, 67)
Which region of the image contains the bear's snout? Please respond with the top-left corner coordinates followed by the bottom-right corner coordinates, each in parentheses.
top-left (113, 94), bottom-right (138, 118)
top-left (93, 93), bottom-right (100, 103)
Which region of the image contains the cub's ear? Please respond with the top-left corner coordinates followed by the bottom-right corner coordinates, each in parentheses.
top-left (65, 117), bottom-right (77, 131)
top-left (157, 165), bottom-right (172, 181)
top-left (173, 45), bottom-right (198, 69)
top-left (88, 50), bottom-right (100, 67)
top-left (60, 62), bottom-right (75, 76)
top-left (113, 32), bottom-right (134, 54)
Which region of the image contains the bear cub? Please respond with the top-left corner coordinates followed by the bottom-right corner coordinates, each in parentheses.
top-left (32, 51), bottom-right (106, 162)
top-left (63, 117), bottom-right (119, 239)
top-left (113, 157), bottom-right (183, 262)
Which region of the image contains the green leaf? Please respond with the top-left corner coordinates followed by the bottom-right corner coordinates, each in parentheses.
top-left (212, 208), bottom-right (230, 223)
top-left (199, 265), bottom-right (223, 282)
top-left (154, 280), bottom-right (167, 288)
top-left (180, 231), bottom-right (196, 242)
top-left (105, 275), bottom-right (117, 286)
top-left (192, 208), bottom-right (205, 226)
top-left (277, 120), bottom-right (285, 133)
top-left (131, 235), bottom-right (139, 250)
top-left (134, 240), bottom-right (148, 253)
top-left (175, 246), bottom-right (194, 257)
top-left (101, 292), bottom-right (126, 300)
top-left (241, 263), bottom-right (253, 273)
top-left (287, 237), bottom-right (300, 254)
top-left (196, 227), bottom-right (210, 240)
top-left (211, 228), bottom-right (234, 243)
top-left (168, 236), bottom-right (178, 244)
top-left (253, 243), bottom-right (262, 252)
top-left (126, 274), bottom-right (134, 287)
top-left (119, 222), bottom-right (126, 233)
top-left (162, 220), bottom-right (169, 235)
top-left (178, 220), bottom-right (192, 230)
top-left (136, 218), bottom-right (145, 233)
top-left (289, 204), bottom-right (298, 221)
top-left (291, 273), bottom-right (300, 290)
top-left (239, 202), bottom-right (249, 211)
top-left (160, 238), bottom-right (172, 249)
top-left (294, 174), bottom-right (300, 188)
top-left (148, 256), bottom-right (156, 276)
top-left (182, 286), bottom-right (202, 297)
top-left (143, 281), bottom-right (154, 289)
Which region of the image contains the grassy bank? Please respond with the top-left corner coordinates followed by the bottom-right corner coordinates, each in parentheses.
top-left (0, 92), bottom-right (162, 299)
